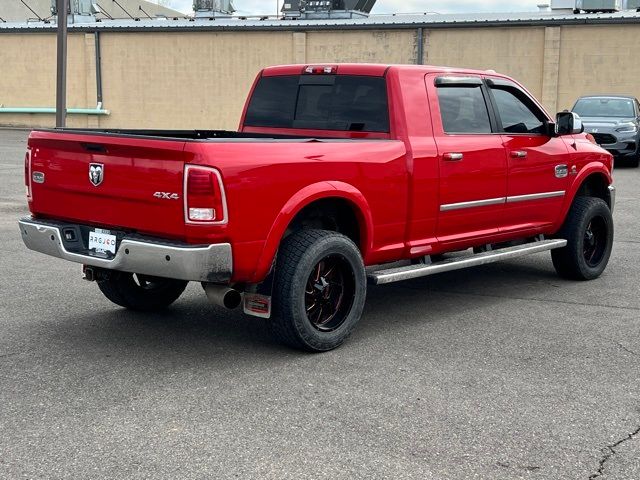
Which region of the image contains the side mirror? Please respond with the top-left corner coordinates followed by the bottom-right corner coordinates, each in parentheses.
top-left (556, 111), bottom-right (584, 135)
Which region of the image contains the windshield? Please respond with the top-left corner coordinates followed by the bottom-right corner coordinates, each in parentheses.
top-left (573, 97), bottom-right (636, 118)
top-left (244, 75), bottom-right (389, 132)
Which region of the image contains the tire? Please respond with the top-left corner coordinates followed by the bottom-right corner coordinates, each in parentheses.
top-left (97, 271), bottom-right (188, 311)
top-left (551, 197), bottom-right (614, 280)
top-left (271, 229), bottom-right (367, 352)
top-left (628, 155), bottom-right (640, 168)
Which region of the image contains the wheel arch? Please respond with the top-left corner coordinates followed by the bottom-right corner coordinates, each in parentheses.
top-left (555, 165), bottom-right (613, 232)
top-left (251, 181), bottom-right (374, 283)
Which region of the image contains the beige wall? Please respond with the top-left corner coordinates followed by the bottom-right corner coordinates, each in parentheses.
top-left (557, 25), bottom-right (640, 110)
top-left (99, 31), bottom-right (294, 130)
top-left (306, 30), bottom-right (416, 64)
top-left (0, 23), bottom-right (639, 129)
top-left (425, 27), bottom-right (546, 100)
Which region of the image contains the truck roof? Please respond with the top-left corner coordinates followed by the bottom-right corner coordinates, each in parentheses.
top-left (261, 63), bottom-right (509, 78)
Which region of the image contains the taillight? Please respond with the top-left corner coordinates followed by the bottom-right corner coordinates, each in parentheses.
top-left (184, 165), bottom-right (227, 224)
top-left (303, 65), bottom-right (337, 75)
top-left (24, 149), bottom-right (31, 199)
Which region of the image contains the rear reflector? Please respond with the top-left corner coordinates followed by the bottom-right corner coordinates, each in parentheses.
top-left (24, 150), bottom-right (31, 199)
top-left (184, 165), bottom-right (227, 224)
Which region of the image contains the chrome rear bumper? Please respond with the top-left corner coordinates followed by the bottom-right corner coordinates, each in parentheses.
top-left (18, 218), bottom-right (232, 283)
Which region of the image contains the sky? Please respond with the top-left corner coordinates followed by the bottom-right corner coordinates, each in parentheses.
top-left (163, 0), bottom-right (544, 15)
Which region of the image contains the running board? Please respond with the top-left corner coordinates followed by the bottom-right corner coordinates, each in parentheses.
top-left (368, 239), bottom-right (567, 285)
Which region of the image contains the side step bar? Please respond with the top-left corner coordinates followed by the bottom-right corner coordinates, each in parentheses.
top-left (368, 239), bottom-right (567, 285)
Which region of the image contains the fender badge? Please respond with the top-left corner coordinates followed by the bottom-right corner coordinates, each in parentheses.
top-left (555, 165), bottom-right (568, 179)
top-left (32, 171), bottom-right (45, 184)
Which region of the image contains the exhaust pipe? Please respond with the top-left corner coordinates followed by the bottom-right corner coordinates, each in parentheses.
top-left (204, 284), bottom-right (242, 310)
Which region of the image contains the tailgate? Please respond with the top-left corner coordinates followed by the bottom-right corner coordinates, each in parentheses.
top-left (28, 130), bottom-right (187, 239)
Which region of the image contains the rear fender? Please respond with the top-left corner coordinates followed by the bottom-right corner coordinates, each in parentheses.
top-left (251, 181), bottom-right (373, 283)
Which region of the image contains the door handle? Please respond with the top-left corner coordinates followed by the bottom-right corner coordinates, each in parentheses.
top-left (443, 152), bottom-right (464, 161)
top-left (510, 150), bottom-right (528, 159)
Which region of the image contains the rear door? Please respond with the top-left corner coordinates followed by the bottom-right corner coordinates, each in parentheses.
top-left (485, 78), bottom-right (570, 232)
top-left (28, 131), bottom-right (187, 238)
top-left (428, 75), bottom-right (507, 244)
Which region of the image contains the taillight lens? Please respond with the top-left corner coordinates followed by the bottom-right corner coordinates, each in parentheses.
top-left (24, 150), bottom-right (31, 198)
top-left (184, 165), bottom-right (227, 224)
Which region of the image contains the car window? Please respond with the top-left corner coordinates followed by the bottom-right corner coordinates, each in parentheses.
top-left (245, 75), bottom-right (390, 132)
top-left (491, 88), bottom-right (546, 134)
top-left (572, 98), bottom-right (636, 118)
top-left (436, 85), bottom-right (492, 134)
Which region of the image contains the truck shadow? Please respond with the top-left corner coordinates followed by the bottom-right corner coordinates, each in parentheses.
top-left (43, 255), bottom-right (565, 362)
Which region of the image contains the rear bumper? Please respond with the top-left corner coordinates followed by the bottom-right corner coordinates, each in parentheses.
top-left (18, 217), bottom-right (232, 283)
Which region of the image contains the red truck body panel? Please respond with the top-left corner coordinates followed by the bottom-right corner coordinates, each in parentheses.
top-left (28, 131), bottom-right (187, 239)
top-left (24, 64), bottom-right (614, 284)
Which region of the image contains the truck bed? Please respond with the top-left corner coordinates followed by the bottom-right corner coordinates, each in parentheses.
top-left (41, 128), bottom-right (319, 142)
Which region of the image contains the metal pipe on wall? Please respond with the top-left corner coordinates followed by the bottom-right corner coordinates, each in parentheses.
top-left (0, 107), bottom-right (109, 115)
top-left (55, 0), bottom-right (68, 127)
top-left (416, 27), bottom-right (424, 65)
top-left (95, 31), bottom-right (103, 105)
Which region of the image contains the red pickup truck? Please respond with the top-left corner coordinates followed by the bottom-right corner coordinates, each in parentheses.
top-left (19, 64), bottom-right (615, 352)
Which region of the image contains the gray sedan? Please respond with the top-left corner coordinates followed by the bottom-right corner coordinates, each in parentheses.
top-left (572, 95), bottom-right (640, 168)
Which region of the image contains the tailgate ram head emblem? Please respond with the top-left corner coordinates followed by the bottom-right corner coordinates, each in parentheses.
top-left (89, 163), bottom-right (104, 187)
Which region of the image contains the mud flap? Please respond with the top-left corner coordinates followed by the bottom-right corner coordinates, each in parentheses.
top-left (243, 268), bottom-right (275, 319)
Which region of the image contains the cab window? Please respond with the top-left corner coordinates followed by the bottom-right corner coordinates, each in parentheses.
top-left (490, 88), bottom-right (547, 135)
top-left (436, 85), bottom-right (492, 134)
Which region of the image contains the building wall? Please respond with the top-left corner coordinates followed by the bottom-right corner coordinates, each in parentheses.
top-left (99, 31), bottom-right (294, 129)
top-left (557, 25), bottom-right (640, 110)
top-left (0, 23), bottom-right (639, 129)
top-left (425, 27), bottom-right (546, 101)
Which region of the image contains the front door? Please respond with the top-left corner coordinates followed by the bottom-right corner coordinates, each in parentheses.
top-left (486, 79), bottom-right (570, 233)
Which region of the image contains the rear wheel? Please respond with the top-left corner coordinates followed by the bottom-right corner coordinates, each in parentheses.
top-left (97, 271), bottom-right (188, 311)
top-left (552, 197), bottom-right (614, 280)
top-left (271, 230), bottom-right (366, 352)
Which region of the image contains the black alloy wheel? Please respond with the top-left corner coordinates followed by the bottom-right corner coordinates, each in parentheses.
top-left (304, 255), bottom-right (357, 333)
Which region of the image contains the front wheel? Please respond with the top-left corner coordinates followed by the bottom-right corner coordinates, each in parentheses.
top-left (271, 230), bottom-right (367, 352)
top-left (97, 271), bottom-right (188, 311)
top-left (551, 197), bottom-right (614, 280)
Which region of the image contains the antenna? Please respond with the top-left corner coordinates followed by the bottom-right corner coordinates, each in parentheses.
top-left (95, 3), bottom-right (114, 19)
top-left (138, 5), bottom-right (153, 19)
top-left (111, 0), bottom-right (137, 19)
top-left (21, 0), bottom-right (46, 21)
top-left (0, 16), bottom-right (5, 22)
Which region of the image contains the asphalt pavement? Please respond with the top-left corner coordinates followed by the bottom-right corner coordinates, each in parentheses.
top-left (0, 129), bottom-right (638, 479)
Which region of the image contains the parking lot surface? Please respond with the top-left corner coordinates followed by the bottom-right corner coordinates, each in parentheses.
top-left (1, 129), bottom-right (639, 479)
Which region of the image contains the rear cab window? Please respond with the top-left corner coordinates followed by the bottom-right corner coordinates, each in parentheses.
top-left (244, 74), bottom-right (390, 133)
top-left (435, 77), bottom-right (492, 134)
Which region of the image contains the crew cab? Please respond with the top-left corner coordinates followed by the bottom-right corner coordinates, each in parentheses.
top-left (19, 64), bottom-right (615, 352)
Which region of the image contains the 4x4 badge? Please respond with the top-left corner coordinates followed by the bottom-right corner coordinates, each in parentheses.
top-left (89, 163), bottom-right (104, 186)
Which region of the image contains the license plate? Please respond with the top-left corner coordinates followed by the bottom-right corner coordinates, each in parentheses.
top-left (88, 229), bottom-right (117, 254)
